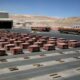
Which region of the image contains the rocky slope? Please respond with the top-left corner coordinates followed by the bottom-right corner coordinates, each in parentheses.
top-left (10, 14), bottom-right (80, 30)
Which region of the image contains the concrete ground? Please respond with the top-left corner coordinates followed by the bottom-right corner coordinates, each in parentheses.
top-left (0, 29), bottom-right (80, 80)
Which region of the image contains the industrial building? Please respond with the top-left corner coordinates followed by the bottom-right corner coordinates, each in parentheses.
top-left (0, 12), bottom-right (13, 29)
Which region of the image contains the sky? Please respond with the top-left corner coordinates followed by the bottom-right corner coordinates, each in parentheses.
top-left (0, 0), bottom-right (80, 17)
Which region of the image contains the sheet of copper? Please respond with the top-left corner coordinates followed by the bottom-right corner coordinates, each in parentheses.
top-left (11, 47), bottom-right (23, 55)
top-left (0, 42), bottom-right (9, 48)
top-left (0, 48), bottom-right (7, 56)
top-left (48, 38), bottom-right (56, 41)
top-left (9, 39), bottom-right (15, 44)
top-left (4, 38), bottom-right (9, 42)
top-left (68, 40), bottom-right (78, 48)
top-left (57, 43), bottom-right (68, 49)
top-left (57, 38), bottom-right (67, 43)
top-left (41, 36), bottom-right (49, 40)
top-left (68, 40), bottom-right (77, 44)
top-left (0, 39), bottom-right (5, 42)
top-left (5, 44), bottom-right (15, 51)
top-left (34, 41), bottom-right (43, 47)
top-left (21, 43), bottom-right (29, 49)
top-left (68, 42), bottom-right (79, 48)
top-left (43, 44), bottom-right (55, 51)
top-left (31, 37), bottom-right (37, 42)
top-left (27, 39), bottom-right (34, 45)
top-left (38, 39), bottom-right (47, 44)
top-left (36, 36), bottom-right (42, 40)
top-left (47, 41), bottom-right (56, 46)
top-left (24, 37), bottom-right (30, 40)
top-left (50, 37), bottom-right (57, 39)
top-left (14, 41), bottom-right (23, 46)
top-left (28, 45), bottom-right (40, 52)
top-left (57, 38), bottom-right (66, 41)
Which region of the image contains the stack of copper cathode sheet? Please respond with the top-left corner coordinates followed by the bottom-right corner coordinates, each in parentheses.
top-left (43, 44), bottom-right (55, 51)
top-left (28, 45), bottom-right (40, 52)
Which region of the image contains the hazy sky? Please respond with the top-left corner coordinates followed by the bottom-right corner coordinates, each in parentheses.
top-left (0, 0), bottom-right (80, 17)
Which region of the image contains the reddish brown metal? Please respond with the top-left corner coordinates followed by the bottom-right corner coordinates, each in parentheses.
top-left (47, 41), bottom-right (56, 46)
top-left (41, 36), bottom-right (49, 40)
top-left (0, 48), bottom-right (7, 56)
top-left (21, 43), bottom-right (29, 49)
top-left (43, 44), bottom-right (55, 51)
top-left (14, 41), bottom-right (23, 46)
top-left (28, 45), bottom-right (40, 52)
top-left (49, 37), bottom-right (57, 41)
top-left (23, 37), bottom-right (30, 40)
top-left (57, 38), bottom-right (67, 43)
top-left (31, 37), bottom-right (37, 42)
top-left (68, 40), bottom-right (77, 43)
top-left (4, 38), bottom-right (9, 42)
top-left (9, 39), bottom-right (15, 44)
top-left (38, 39), bottom-right (47, 44)
top-left (11, 47), bottom-right (23, 55)
top-left (5, 44), bottom-right (15, 51)
top-left (27, 39), bottom-right (35, 45)
top-left (68, 40), bottom-right (78, 48)
top-left (34, 41), bottom-right (43, 47)
top-left (0, 42), bottom-right (9, 48)
top-left (48, 38), bottom-right (56, 41)
top-left (57, 43), bottom-right (68, 49)
top-left (0, 39), bottom-right (5, 42)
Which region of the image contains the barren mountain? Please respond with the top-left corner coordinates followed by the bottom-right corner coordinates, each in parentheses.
top-left (10, 14), bottom-right (80, 30)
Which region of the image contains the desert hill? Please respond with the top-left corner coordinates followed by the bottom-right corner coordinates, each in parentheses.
top-left (10, 14), bottom-right (80, 30)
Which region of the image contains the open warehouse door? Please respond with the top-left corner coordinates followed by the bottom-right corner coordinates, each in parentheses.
top-left (0, 19), bottom-right (13, 29)
top-left (0, 12), bottom-right (13, 29)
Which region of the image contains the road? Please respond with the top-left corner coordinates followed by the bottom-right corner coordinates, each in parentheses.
top-left (11, 29), bottom-right (80, 40)
top-left (0, 60), bottom-right (80, 80)
top-left (0, 47), bottom-right (80, 60)
top-left (0, 52), bottom-right (80, 69)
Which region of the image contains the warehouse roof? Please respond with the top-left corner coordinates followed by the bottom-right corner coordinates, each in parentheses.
top-left (0, 18), bottom-right (13, 21)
